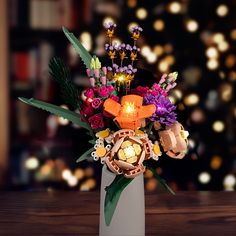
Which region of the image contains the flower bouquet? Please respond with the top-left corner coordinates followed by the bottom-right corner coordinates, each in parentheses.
top-left (19, 22), bottom-right (189, 233)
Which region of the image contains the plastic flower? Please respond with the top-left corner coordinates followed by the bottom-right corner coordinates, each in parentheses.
top-left (84, 88), bottom-right (94, 98)
top-left (144, 94), bottom-right (177, 126)
top-left (92, 98), bottom-right (102, 109)
top-left (109, 94), bottom-right (119, 102)
top-left (81, 103), bottom-right (94, 117)
top-left (88, 113), bottom-right (104, 129)
top-left (98, 87), bottom-right (110, 97)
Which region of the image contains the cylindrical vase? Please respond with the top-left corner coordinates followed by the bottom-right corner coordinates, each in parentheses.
top-left (99, 166), bottom-right (145, 236)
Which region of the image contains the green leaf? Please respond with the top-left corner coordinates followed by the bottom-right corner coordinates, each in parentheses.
top-left (49, 57), bottom-right (79, 110)
top-left (104, 175), bottom-right (133, 226)
top-left (62, 27), bottom-right (93, 69)
top-left (144, 161), bottom-right (175, 195)
top-left (88, 140), bottom-right (96, 145)
top-left (18, 97), bottom-right (90, 130)
top-left (76, 147), bottom-right (95, 163)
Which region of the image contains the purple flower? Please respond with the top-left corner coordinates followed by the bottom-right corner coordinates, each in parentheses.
top-left (91, 98), bottom-right (102, 109)
top-left (144, 94), bottom-right (177, 126)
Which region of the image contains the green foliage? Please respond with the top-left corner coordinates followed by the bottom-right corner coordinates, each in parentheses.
top-left (18, 97), bottom-right (90, 130)
top-left (144, 161), bottom-right (175, 195)
top-left (49, 57), bottom-right (79, 110)
top-left (104, 175), bottom-right (133, 226)
top-left (76, 147), bottom-right (95, 163)
top-left (63, 27), bottom-right (93, 69)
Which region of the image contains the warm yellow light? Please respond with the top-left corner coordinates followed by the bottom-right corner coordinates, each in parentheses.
top-left (123, 146), bottom-right (136, 158)
top-left (213, 33), bottom-right (224, 44)
top-left (153, 19), bottom-right (165, 31)
top-left (206, 47), bottom-right (218, 59)
top-left (136, 8), bottom-right (147, 20)
top-left (154, 45), bottom-right (164, 56)
top-left (216, 4), bottom-right (229, 17)
top-left (146, 53), bottom-right (157, 64)
top-left (218, 41), bottom-right (229, 52)
top-left (168, 2), bottom-right (182, 14)
top-left (117, 75), bottom-right (125, 82)
top-left (141, 45), bottom-right (151, 57)
top-left (128, 22), bottom-right (138, 31)
top-left (158, 60), bottom-right (169, 72)
top-left (25, 156), bottom-right (39, 170)
top-left (103, 16), bottom-right (115, 25)
top-left (186, 19), bottom-right (198, 32)
top-left (198, 172), bottom-right (211, 184)
top-left (210, 155), bottom-right (222, 170)
top-left (184, 93), bottom-right (199, 106)
top-left (62, 169), bottom-right (72, 180)
top-left (230, 29), bottom-right (236, 40)
top-left (207, 59), bottom-right (219, 70)
top-left (80, 32), bottom-right (92, 51)
top-left (223, 174), bottom-right (236, 191)
top-left (123, 102), bottom-right (136, 114)
top-left (212, 120), bottom-right (225, 132)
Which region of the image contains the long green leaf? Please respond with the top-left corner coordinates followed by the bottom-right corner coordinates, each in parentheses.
top-left (76, 147), bottom-right (95, 163)
top-left (104, 175), bottom-right (133, 226)
top-left (62, 27), bottom-right (93, 69)
top-left (18, 97), bottom-right (90, 130)
top-left (144, 161), bottom-right (175, 195)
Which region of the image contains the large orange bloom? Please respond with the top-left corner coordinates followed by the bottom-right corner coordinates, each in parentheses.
top-left (104, 94), bottom-right (156, 130)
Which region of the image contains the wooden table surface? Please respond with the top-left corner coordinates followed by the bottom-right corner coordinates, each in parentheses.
top-left (0, 191), bottom-right (235, 235)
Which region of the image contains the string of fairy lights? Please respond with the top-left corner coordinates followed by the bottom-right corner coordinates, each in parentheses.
top-left (23, 0), bottom-right (236, 191)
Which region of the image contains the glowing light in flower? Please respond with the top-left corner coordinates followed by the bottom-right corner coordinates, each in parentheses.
top-left (216, 4), bottom-right (229, 17)
top-left (123, 102), bottom-right (136, 115)
top-left (198, 172), bottom-right (211, 184)
top-left (212, 120), bottom-right (225, 132)
top-left (136, 8), bottom-right (147, 20)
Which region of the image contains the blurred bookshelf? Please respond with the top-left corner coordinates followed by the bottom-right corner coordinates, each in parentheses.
top-left (7, 0), bottom-right (99, 191)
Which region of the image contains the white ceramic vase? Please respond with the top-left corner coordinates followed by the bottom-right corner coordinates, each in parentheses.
top-left (99, 166), bottom-right (145, 236)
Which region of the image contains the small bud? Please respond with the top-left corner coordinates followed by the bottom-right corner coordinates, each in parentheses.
top-left (90, 77), bottom-right (95, 87)
top-left (101, 76), bottom-right (106, 85)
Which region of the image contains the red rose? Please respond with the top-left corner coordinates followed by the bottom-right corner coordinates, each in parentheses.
top-left (88, 113), bottom-right (104, 129)
top-left (109, 94), bottom-right (119, 102)
top-left (81, 103), bottom-right (94, 117)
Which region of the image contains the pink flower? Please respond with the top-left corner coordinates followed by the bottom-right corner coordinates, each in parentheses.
top-left (88, 113), bottom-right (104, 129)
top-left (152, 83), bottom-right (161, 91)
top-left (81, 103), bottom-right (94, 117)
top-left (131, 86), bottom-right (149, 97)
top-left (107, 85), bottom-right (114, 93)
top-left (98, 87), bottom-right (109, 97)
top-left (109, 94), bottom-right (119, 102)
top-left (84, 88), bottom-right (94, 98)
top-left (102, 109), bottom-right (113, 118)
top-left (92, 98), bottom-right (102, 109)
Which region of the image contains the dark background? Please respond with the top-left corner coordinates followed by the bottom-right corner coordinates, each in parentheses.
top-left (2, 0), bottom-right (236, 192)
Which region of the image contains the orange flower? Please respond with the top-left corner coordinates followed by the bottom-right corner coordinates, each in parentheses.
top-left (103, 94), bottom-right (156, 130)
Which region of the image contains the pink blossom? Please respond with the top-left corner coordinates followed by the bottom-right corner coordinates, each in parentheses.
top-left (152, 83), bottom-right (161, 91)
top-left (88, 113), bottom-right (104, 129)
top-left (107, 85), bottom-right (114, 93)
top-left (91, 98), bottom-right (102, 109)
top-left (84, 88), bottom-right (94, 98)
top-left (131, 86), bottom-right (149, 97)
top-left (109, 94), bottom-right (119, 102)
top-left (98, 86), bottom-right (109, 97)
